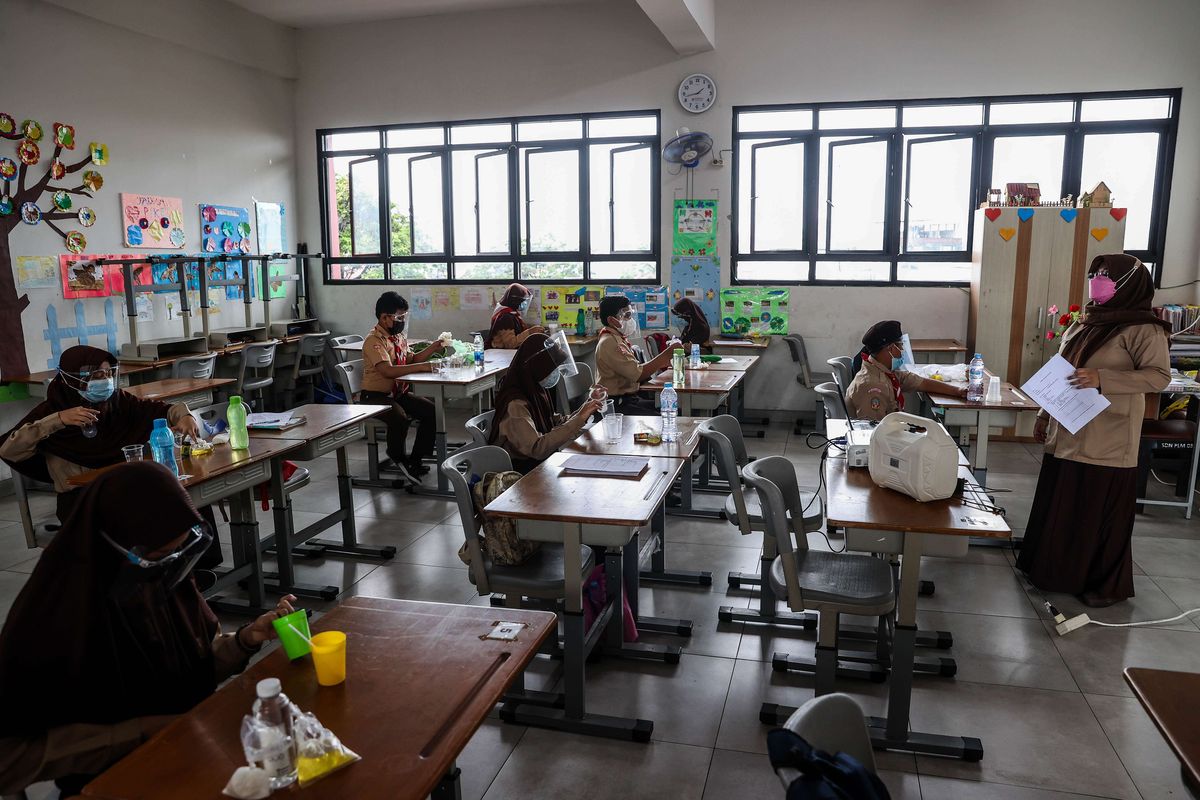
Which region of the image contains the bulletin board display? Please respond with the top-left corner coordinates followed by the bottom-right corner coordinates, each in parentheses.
top-left (199, 204), bottom-right (252, 256)
top-left (121, 194), bottom-right (186, 249)
top-left (605, 286), bottom-right (669, 330)
top-left (669, 256), bottom-right (719, 329)
top-left (672, 199), bottom-right (717, 257)
top-left (720, 287), bottom-right (790, 336)
top-left (539, 285), bottom-right (602, 327)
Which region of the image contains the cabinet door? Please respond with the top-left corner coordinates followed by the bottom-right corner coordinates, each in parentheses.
top-left (1017, 212), bottom-right (1054, 385)
top-left (1038, 208), bottom-right (1084, 367)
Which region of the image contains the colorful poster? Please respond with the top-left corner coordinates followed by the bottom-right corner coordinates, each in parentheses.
top-left (720, 287), bottom-right (790, 336)
top-left (105, 254), bottom-right (151, 296)
top-left (605, 286), bottom-right (669, 330)
top-left (257, 263), bottom-right (288, 300)
top-left (672, 199), bottom-right (717, 257)
top-left (199, 204), bottom-right (252, 257)
top-left (223, 258), bottom-right (255, 301)
top-left (670, 256), bottom-right (720, 330)
top-left (433, 287), bottom-right (458, 312)
top-left (16, 256), bottom-right (57, 290)
top-left (411, 287), bottom-right (433, 320)
top-left (121, 193), bottom-right (186, 249)
top-left (540, 286), bottom-right (601, 327)
top-left (150, 257), bottom-right (183, 294)
top-left (135, 294), bottom-right (154, 323)
top-left (59, 255), bottom-right (108, 299)
top-left (459, 286), bottom-right (489, 311)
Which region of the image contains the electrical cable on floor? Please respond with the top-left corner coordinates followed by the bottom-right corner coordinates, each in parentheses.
top-left (1041, 599), bottom-right (1200, 635)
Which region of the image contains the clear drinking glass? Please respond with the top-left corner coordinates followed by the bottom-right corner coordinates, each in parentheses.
top-left (122, 444), bottom-right (144, 461)
top-left (605, 413), bottom-right (623, 444)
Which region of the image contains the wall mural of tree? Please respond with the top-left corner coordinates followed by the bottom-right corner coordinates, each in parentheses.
top-left (0, 113), bottom-right (106, 377)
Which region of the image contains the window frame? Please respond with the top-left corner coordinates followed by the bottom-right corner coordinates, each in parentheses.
top-left (318, 110), bottom-right (661, 285)
top-left (731, 88), bottom-right (1180, 287)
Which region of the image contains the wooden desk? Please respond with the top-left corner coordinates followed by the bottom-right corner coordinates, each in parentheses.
top-left (486, 451), bottom-right (686, 741)
top-left (708, 338), bottom-right (770, 352)
top-left (924, 383), bottom-right (1039, 485)
top-left (1125, 668), bottom-right (1200, 798)
top-left (125, 377), bottom-right (235, 408)
top-left (83, 597), bottom-right (556, 800)
top-left (692, 354), bottom-right (758, 372)
top-left (910, 338), bottom-right (966, 364)
top-left (643, 369), bottom-right (744, 416)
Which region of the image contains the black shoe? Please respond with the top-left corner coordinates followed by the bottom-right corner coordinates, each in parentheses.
top-left (407, 461), bottom-right (431, 477)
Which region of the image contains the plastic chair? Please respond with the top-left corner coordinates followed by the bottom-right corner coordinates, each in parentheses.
top-left (466, 410), bottom-right (495, 447)
top-left (744, 457), bottom-right (895, 713)
top-left (827, 356), bottom-right (854, 397)
top-left (783, 334), bottom-right (815, 389)
top-left (286, 332), bottom-right (330, 406)
top-left (775, 694), bottom-right (878, 791)
top-left (554, 361), bottom-right (594, 416)
top-left (815, 382), bottom-right (849, 423)
top-left (171, 352), bottom-right (217, 380)
top-left (331, 359), bottom-right (406, 488)
top-left (234, 342), bottom-right (278, 410)
top-left (643, 335), bottom-right (661, 358)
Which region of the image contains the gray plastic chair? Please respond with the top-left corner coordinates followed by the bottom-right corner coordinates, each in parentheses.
top-left (774, 694), bottom-right (878, 791)
top-left (554, 361), bottom-right (594, 416)
top-left (783, 334), bottom-right (814, 388)
top-left (827, 356), bottom-right (854, 396)
top-left (171, 352), bottom-right (217, 380)
top-left (287, 332), bottom-right (329, 405)
top-left (814, 381), bottom-right (849, 422)
top-left (643, 336), bottom-right (661, 357)
top-left (744, 456), bottom-right (894, 707)
top-left (332, 359), bottom-right (398, 486)
top-left (234, 342), bottom-right (278, 409)
top-left (466, 410), bottom-right (494, 447)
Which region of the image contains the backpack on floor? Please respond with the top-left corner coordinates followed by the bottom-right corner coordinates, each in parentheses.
top-left (767, 728), bottom-right (891, 800)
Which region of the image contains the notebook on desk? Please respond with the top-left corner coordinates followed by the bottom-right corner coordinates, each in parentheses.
top-left (246, 412), bottom-right (307, 430)
top-left (560, 454), bottom-right (650, 479)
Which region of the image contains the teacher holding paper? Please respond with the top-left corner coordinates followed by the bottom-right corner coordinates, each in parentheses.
top-left (1018, 255), bottom-right (1170, 607)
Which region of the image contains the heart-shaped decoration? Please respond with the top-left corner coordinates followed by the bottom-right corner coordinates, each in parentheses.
top-left (1060, 209), bottom-right (1077, 223)
top-left (1017, 208), bottom-right (1035, 222)
top-left (1091, 228), bottom-right (1109, 242)
top-left (998, 227), bottom-right (1016, 242)
top-left (1110, 208), bottom-right (1127, 221)
top-left (984, 208), bottom-right (1002, 222)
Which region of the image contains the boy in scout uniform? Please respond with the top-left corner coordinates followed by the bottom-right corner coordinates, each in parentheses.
top-left (845, 320), bottom-right (966, 422)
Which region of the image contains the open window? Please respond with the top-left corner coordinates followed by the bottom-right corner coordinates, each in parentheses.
top-left (522, 145), bottom-right (580, 254)
top-left (750, 138), bottom-right (805, 252)
top-left (824, 136), bottom-right (889, 253)
top-left (388, 152), bottom-right (444, 257)
top-left (903, 134), bottom-right (973, 254)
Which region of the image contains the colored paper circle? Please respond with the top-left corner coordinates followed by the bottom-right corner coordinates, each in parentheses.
top-left (17, 139), bottom-right (39, 166)
top-left (20, 202), bottom-right (40, 225)
top-left (65, 231), bottom-right (87, 254)
top-left (89, 142), bottom-right (108, 166)
top-left (0, 198), bottom-right (11, 216)
top-left (21, 120), bottom-right (43, 141)
top-left (220, 221), bottom-right (234, 237)
top-left (50, 158), bottom-right (65, 180)
top-left (78, 207), bottom-right (96, 227)
top-left (126, 224), bottom-right (143, 245)
top-left (160, 216), bottom-right (172, 230)
top-left (0, 158), bottom-right (15, 180)
top-left (223, 236), bottom-right (235, 253)
top-left (82, 171), bottom-right (103, 191)
top-left (205, 237), bottom-right (217, 252)
top-left (52, 190), bottom-right (72, 210)
top-left (239, 238), bottom-right (252, 254)
top-left (170, 228), bottom-right (186, 248)
top-left (53, 123), bottom-right (75, 149)
top-left (237, 221), bottom-right (251, 237)
top-left (0, 113), bottom-right (13, 135)
top-left (202, 205), bottom-right (217, 222)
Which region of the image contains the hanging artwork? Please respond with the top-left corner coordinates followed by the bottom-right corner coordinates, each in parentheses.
top-left (539, 286), bottom-right (602, 327)
top-left (411, 287), bottom-right (433, 320)
top-left (459, 286), bottom-right (489, 311)
top-left (254, 202), bottom-right (285, 253)
top-left (605, 286), bottom-right (669, 330)
top-left (261, 264), bottom-right (287, 300)
top-left (15, 255), bottom-right (57, 289)
top-left (224, 258), bottom-right (255, 301)
top-left (135, 294), bottom-right (154, 322)
top-left (672, 199), bottom-right (717, 257)
top-left (199, 203), bottom-right (252, 256)
top-left (121, 193), bottom-right (185, 248)
top-left (669, 256), bottom-right (720, 329)
top-left (150, 256), bottom-right (184, 294)
top-left (103, 253), bottom-right (149, 296)
top-left (720, 287), bottom-right (790, 336)
top-left (433, 287), bottom-right (458, 312)
top-left (59, 254), bottom-right (107, 299)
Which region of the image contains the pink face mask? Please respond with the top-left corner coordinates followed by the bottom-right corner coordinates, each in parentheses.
top-left (1088, 275), bottom-right (1117, 305)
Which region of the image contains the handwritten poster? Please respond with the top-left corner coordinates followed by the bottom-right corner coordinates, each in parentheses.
top-left (16, 256), bottom-right (57, 290)
top-left (672, 199), bottom-right (717, 256)
top-left (670, 256), bottom-right (720, 329)
top-left (199, 204), bottom-right (252, 256)
top-left (121, 193), bottom-right (186, 249)
top-left (411, 287), bottom-right (433, 320)
top-left (59, 255), bottom-right (107, 299)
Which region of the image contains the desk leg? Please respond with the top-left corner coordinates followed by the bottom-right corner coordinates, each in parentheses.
top-left (734, 379), bottom-right (767, 438)
top-left (973, 410), bottom-right (991, 487)
top-left (1187, 418), bottom-right (1200, 520)
top-left (634, 507), bottom-right (696, 639)
top-left (608, 537), bottom-right (684, 659)
top-left (309, 447), bottom-right (397, 560)
top-left (640, 499), bottom-right (712, 587)
top-left (667, 451), bottom-right (724, 519)
top-left (262, 460), bottom-right (339, 601)
top-left (208, 488), bottom-right (274, 615)
top-left (430, 762), bottom-right (462, 800)
top-left (721, 534), bottom-right (815, 628)
top-left (412, 387), bottom-right (453, 498)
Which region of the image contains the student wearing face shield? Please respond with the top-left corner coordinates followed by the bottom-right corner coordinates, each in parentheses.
top-left (486, 283), bottom-right (545, 350)
top-left (595, 295), bottom-right (680, 416)
top-left (844, 320), bottom-right (966, 422)
top-left (489, 332), bottom-right (604, 473)
top-left (0, 462), bottom-right (296, 798)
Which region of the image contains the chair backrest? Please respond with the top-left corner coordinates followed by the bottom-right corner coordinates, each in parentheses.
top-left (782, 694), bottom-right (878, 775)
top-left (328, 334), bottom-right (364, 349)
top-left (332, 359), bottom-right (364, 403)
top-left (441, 445), bottom-right (513, 594)
top-left (815, 382), bottom-right (849, 421)
top-left (555, 361), bottom-right (594, 415)
top-left (783, 334), bottom-right (814, 388)
top-left (697, 415), bottom-right (753, 534)
top-left (241, 342), bottom-right (277, 371)
top-left (466, 409), bottom-right (495, 446)
top-left (643, 335), bottom-right (661, 358)
top-left (744, 456), bottom-right (809, 610)
top-left (827, 357), bottom-right (854, 397)
top-left (292, 332), bottom-right (330, 374)
top-left (172, 353), bottom-right (217, 380)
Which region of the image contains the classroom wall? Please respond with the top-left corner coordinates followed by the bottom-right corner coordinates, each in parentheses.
top-left (293, 0), bottom-right (1200, 412)
top-left (1, 0), bottom-right (297, 479)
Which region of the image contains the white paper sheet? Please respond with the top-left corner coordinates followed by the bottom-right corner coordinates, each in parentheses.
top-left (246, 411), bottom-right (297, 429)
top-left (561, 454), bottom-right (649, 477)
top-left (1020, 355), bottom-right (1110, 435)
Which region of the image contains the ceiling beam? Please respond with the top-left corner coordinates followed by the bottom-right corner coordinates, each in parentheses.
top-left (634, 0), bottom-right (715, 55)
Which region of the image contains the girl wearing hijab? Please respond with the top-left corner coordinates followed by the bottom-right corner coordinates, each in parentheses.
top-left (1017, 255), bottom-right (1171, 607)
top-left (0, 462), bottom-right (296, 797)
top-left (487, 283), bottom-right (544, 349)
top-left (671, 298), bottom-right (711, 348)
top-left (488, 333), bottom-right (603, 473)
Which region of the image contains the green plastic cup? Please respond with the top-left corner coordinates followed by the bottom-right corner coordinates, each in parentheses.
top-left (272, 609), bottom-right (312, 660)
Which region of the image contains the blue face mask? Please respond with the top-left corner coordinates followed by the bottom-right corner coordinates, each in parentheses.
top-left (519, 299), bottom-right (530, 313)
top-left (886, 346), bottom-right (905, 372)
top-left (538, 370), bottom-right (561, 389)
top-left (79, 377), bottom-right (115, 403)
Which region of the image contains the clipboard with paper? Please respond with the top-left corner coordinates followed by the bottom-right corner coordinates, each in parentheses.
top-left (1020, 355), bottom-right (1110, 435)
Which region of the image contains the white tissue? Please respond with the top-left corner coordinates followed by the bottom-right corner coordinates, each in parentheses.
top-left (223, 766), bottom-right (271, 799)
top-left (211, 432), bottom-right (231, 445)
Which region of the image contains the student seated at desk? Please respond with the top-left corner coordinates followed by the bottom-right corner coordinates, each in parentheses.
top-left (487, 282), bottom-right (544, 349)
top-left (845, 320), bottom-right (966, 422)
top-left (0, 462), bottom-right (295, 799)
top-left (360, 291), bottom-right (447, 483)
top-left (595, 295), bottom-right (680, 415)
top-left (489, 333), bottom-right (604, 473)
top-left (671, 297), bottom-right (710, 348)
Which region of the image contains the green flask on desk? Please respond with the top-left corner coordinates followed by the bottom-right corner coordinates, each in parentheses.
top-left (227, 396), bottom-right (249, 451)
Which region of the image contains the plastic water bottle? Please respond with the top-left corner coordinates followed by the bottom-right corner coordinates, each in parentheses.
top-left (149, 418), bottom-right (178, 476)
top-left (689, 343), bottom-right (701, 369)
top-left (968, 353), bottom-right (986, 402)
top-left (575, 308), bottom-right (587, 337)
top-left (660, 382), bottom-right (679, 443)
top-left (227, 395), bottom-right (250, 450)
top-left (472, 333), bottom-right (485, 371)
top-left (672, 348), bottom-right (686, 385)
top-left (244, 678), bottom-right (297, 789)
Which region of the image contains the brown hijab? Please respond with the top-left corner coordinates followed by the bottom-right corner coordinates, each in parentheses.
top-left (0, 462), bottom-right (218, 737)
top-left (488, 283), bottom-right (530, 347)
top-left (1061, 254), bottom-right (1171, 368)
top-left (1, 345), bottom-right (174, 483)
top-left (489, 333), bottom-right (559, 470)
top-left (672, 298), bottom-right (710, 346)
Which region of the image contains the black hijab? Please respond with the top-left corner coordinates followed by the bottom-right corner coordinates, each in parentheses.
top-left (1062, 254), bottom-right (1171, 367)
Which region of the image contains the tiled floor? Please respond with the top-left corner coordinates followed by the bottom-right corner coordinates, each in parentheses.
top-left (3, 417), bottom-right (1199, 800)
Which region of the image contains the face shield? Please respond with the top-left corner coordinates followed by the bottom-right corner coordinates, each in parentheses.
top-left (530, 330), bottom-right (579, 389)
top-left (59, 363), bottom-right (121, 404)
top-left (103, 521), bottom-right (213, 595)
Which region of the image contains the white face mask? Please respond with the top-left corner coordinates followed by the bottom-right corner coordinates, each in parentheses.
top-left (620, 316), bottom-right (639, 339)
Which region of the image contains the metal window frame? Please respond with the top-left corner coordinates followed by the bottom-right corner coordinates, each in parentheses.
top-left (345, 155), bottom-right (384, 258)
top-left (523, 144), bottom-right (583, 258)
top-left (749, 138), bottom-right (805, 253)
top-left (473, 148), bottom-right (509, 256)
top-left (901, 133), bottom-right (974, 256)
top-left (824, 135), bottom-right (891, 256)
top-left (608, 143), bottom-right (654, 255)
top-left (405, 151), bottom-right (444, 257)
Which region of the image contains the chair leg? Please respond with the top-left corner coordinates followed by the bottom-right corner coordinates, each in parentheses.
top-left (814, 611), bottom-right (838, 697)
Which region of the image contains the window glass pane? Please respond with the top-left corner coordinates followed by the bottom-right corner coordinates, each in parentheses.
top-left (455, 262), bottom-right (514, 280)
top-left (387, 153), bottom-right (444, 256)
top-left (386, 127), bottom-right (444, 148)
top-left (520, 261), bottom-right (584, 281)
top-left (989, 101), bottom-right (1074, 124)
top-left (588, 260), bottom-right (656, 281)
top-left (451, 123), bottom-right (512, 144)
top-left (451, 149), bottom-right (509, 256)
top-left (323, 131), bottom-right (380, 151)
top-left (819, 107), bottom-right (896, 129)
top-left (588, 116), bottom-right (657, 138)
top-left (1080, 97), bottom-right (1172, 122)
top-left (326, 157), bottom-right (382, 257)
top-left (389, 262), bottom-right (448, 281)
top-left (522, 148), bottom-right (580, 252)
top-left (329, 263), bottom-right (384, 280)
top-left (590, 143), bottom-right (652, 254)
top-left (751, 140), bottom-right (804, 251)
top-left (734, 260), bottom-right (809, 282)
top-left (815, 261), bottom-right (890, 281)
top-left (824, 138), bottom-right (887, 251)
top-left (738, 109), bottom-right (813, 132)
top-left (904, 136), bottom-right (972, 253)
top-left (990, 135), bottom-right (1064, 202)
top-left (518, 119), bottom-right (584, 141)
top-left (1080, 131), bottom-right (1159, 250)
top-left (897, 261), bottom-right (971, 282)
top-left (903, 104), bottom-right (983, 127)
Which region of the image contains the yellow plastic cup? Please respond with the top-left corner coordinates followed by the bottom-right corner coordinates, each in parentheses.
top-left (310, 631), bottom-right (347, 686)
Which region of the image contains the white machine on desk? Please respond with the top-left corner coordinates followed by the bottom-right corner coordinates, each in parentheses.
top-left (867, 412), bottom-right (959, 502)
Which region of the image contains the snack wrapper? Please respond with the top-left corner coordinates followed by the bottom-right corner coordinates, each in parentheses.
top-left (293, 709), bottom-right (361, 787)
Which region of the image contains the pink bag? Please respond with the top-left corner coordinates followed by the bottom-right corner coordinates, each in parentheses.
top-left (581, 565), bottom-right (638, 642)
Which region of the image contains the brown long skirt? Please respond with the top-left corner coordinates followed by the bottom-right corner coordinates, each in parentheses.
top-left (1016, 453), bottom-right (1137, 600)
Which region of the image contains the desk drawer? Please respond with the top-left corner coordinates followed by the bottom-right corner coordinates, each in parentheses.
top-left (188, 460), bottom-right (270, 506)
top-left (299, 422), bottom-right (366, 460)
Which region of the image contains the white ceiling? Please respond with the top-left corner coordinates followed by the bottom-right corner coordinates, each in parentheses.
top-left (229, 0), bottom-right (602, 28)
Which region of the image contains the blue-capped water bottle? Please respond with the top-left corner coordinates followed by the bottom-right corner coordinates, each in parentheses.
top-left (660, 382), bottom-right (679, 443)
top-left (149, 418), bottom-right (179, 476)
top-left (968, 353), bottom-right (985, 402)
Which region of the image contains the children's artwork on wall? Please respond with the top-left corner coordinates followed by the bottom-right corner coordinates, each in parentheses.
top-left (58, 254), bottom-right (107, 298)
top-left (222, 258), bottom-right (255, 301)
top-left (121, 194), bottom-right (185, 248)
top-left (720, 287), bottom-right (790, 336)
top-left (459, 286), bottom-right (489, 310)
top-left (150, 257), bottom-right (183, 294)
top-left (411, 287), bottom-right (433, 320)
top-left (672, 199), bottom-right (717, 256)
top-left (254, 202), bottom-right (285, 253)
top-left (539, 286), bottom-right (602, 327)
top-left (104, 254), bottom-right (150, 296)
top-left (43, 299), bottom-right (119, 368)
top-left (135, 293), bottom-right (154, 322)
top-left (605, 286), bottom-right (669, 330)
top-left (670, 255), bottom-right (720, 329)
top-left (261, 264), bottom-right (287, 299)
top-left (199, 204), bottom-right (252, 256)
top-left (16, 255), bottom-right (57, 289)
top-left (433, 287), bottom-right (458, 312)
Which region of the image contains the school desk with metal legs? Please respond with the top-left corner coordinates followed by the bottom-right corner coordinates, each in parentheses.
top-left (485, 452), bottom-right (687, 741)
top-left (924, 382), bottom-right (1038, 487)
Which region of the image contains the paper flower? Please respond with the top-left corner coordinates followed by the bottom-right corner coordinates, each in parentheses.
top-left (1069, 304), bottom-right (1081, 313)
top-left (1046, 331), bottom-right (1056, 340)
top-left (1048, 305), bottom-right (1059, 316)
top-left (1059, 313), bottom-right (1071, 326)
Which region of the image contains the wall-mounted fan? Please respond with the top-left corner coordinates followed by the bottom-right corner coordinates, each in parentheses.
top-left (663, 127), bottom-right (713, 169)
